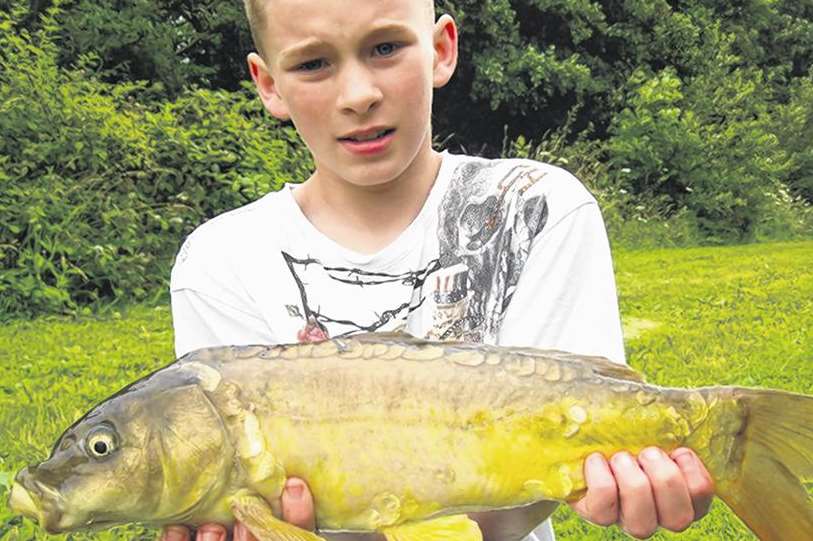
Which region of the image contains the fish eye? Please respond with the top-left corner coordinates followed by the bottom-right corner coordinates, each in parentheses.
top-left (86, 427), bottom-right (117, 459)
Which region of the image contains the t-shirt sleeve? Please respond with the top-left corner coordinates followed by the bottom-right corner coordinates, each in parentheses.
top-left (171, 288), bottom-right (273, 358)
top-left (498, 201), bottom-right (626, 364)
top-left (169, 229), bottom-right (275, 358)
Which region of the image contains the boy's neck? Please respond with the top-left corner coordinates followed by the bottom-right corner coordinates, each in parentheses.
top-left (293, 144), bottom-right (443, 256)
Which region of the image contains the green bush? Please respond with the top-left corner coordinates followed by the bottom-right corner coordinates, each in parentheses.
top-left (0, 4), bottom-right (312, 320)
top-left (772, 72), bottom-right (813, 203)
top-left (606, 32), bottom-right (794, 242)
top-left (15, 0), bottom-right (813, 160)
top-left (2, 1), bottom-right (810, 320)
top-left (605, 68), bottom-right (705, 208)
top-left (501, 127), bottom-right (704, 249)
top-left (141, 86), bottom-right (313, 224)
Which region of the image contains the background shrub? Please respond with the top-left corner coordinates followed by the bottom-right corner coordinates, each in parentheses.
top-left (772, 72), bottom-right (813, 202)
top-left (605, 27), bottom-right (797, 242)
top-left (1, 0), bottom-right (811, 319)
top-left (0, 5), bottom-right (312, 320)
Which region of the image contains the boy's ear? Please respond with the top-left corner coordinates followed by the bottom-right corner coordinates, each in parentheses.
top-left (432, 14), bottom-right (459, 89)
top-left (247, 52), bottom-right (291, 120)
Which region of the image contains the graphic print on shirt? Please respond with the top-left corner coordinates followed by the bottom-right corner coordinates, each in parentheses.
top-left (281, 254), bottom-right (442, 340)
top-left (431, 160), bottom-right (549, 343)
top-left (282, 159), bottom-right (549, 344)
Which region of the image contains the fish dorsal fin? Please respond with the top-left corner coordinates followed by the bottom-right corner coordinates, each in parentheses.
top-left (353, 331), bottom-right (424, 344)
top-left (511, 348), bottom-right (643, 383)
top-left (381, 515), bottom-right (482, 541)
top-left (536, 349), bottom-right (645, 382)
top-left (573, 354), bottom-right (646, 383)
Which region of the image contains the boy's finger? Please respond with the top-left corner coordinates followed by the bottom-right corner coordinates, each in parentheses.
top-left (281, 477), bottom-right (317, 531)
top-left (671, 448), bottom-right (715, 520)
top-left (570, 453), bottom-right (619, 527)
top-left (234, 522), bottom-right (260, 541)
top-left (638, 447), bottom-right (693, 532)
top-left (195, 524), bottom-right (227, 541)
top-left (610, 452), bottom-right (658, 539)
top-left (160, 525), bottom-right (191, 541)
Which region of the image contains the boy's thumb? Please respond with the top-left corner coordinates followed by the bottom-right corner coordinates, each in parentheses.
top-left (281, 477), bottom-right (316, 531)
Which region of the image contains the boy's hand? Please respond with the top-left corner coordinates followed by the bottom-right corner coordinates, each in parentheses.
top-left (159, 478), bottom-right (316, 541)
top-left (570, 447), bottom-right (715, 539)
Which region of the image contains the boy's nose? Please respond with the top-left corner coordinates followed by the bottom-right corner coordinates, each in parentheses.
top-left (336, 64), bottom-right (383, 114)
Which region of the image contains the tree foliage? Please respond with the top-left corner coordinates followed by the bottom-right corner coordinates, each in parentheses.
top-left (606, 31), bottom-right (792, 241)
top-left (2, 0), bottom-right (812, 316)
top-left (0, 2), bottom-right (311, 319)
top-left (14, 0), bottom-right (813, 148)
top-left (772, 72), bottom-right (813, 202)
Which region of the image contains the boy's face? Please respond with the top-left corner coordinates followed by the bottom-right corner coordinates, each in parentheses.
top-left (247, 0), bottom-right (458, 188)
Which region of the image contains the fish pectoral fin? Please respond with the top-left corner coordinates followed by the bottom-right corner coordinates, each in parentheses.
top-left (245, 453), bottom-right (287, 502)
top-left (231, 492), bottom-right (327, 541)
top-left (381, 515), bottom-right (482, 541)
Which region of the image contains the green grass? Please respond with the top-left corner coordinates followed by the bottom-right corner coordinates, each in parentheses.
top-left (554, 240), bottom-right (813, 540)
top-left (1, 240), bottom-right (811, 540)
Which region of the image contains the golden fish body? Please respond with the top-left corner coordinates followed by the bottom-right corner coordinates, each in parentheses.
top-left (203, 336), bottom-right (710, 530)
top-left (9, 333), bottom-right (813, 541)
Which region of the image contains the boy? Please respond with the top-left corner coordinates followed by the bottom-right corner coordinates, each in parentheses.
top-left (163, 1), bottom-right (714, 540)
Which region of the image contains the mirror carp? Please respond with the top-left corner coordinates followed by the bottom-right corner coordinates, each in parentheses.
top-left (9, 333), bottom-right (813, 540)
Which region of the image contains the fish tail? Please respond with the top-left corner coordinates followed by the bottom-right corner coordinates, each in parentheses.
top-left (710, 388), bottom-right (813, 540)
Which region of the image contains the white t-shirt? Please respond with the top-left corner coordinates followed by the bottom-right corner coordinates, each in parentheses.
top-left (170, 150), bottom-right (626, 541)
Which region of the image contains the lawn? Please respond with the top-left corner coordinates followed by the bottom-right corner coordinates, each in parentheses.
top-left (553, 240), bottom-right (813, 540)
top-left (1, 240), bottom-right (811, 540)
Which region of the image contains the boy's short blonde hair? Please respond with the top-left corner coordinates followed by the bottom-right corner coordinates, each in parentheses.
top-left (243, 0), bottom-right (437, 62)
top-left (242, 0), bottom-right (272, 61)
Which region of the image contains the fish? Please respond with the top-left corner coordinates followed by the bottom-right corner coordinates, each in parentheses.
top-left (8, 332), bottom-right (813, 541)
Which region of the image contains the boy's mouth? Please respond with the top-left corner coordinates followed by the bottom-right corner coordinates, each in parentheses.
top-left (339, 128), bottom-right (396, 143)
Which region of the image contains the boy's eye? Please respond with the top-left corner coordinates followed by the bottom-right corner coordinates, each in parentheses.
top-left (295, 43), bottom-right (399, 72)
top-left (374, 43), bottom-right (399, 57)
top-left (297, 59), bottom-right (326, 72)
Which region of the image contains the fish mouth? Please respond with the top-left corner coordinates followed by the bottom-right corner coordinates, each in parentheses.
top-left (9, 481), bottom-right (47, 527)
top-left (8, 472), bottom-right (67, 533)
